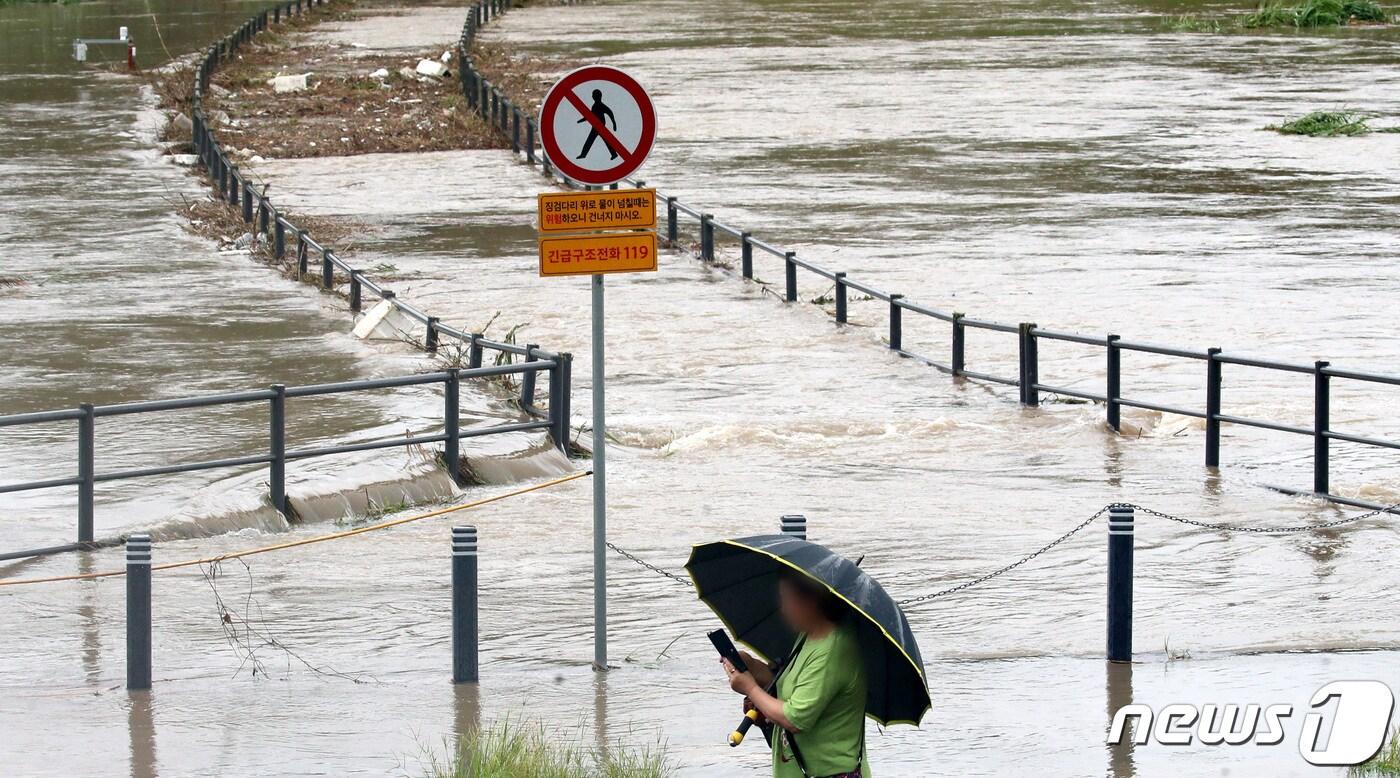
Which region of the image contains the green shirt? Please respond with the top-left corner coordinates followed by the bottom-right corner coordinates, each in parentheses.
top-left (772, 622), bottom-right (870, 777)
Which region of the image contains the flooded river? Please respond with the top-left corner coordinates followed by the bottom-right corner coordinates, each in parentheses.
top-left (3, 0), bottom-right (1400, 776)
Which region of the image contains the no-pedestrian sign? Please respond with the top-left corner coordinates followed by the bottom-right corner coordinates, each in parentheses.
top-left (539, 65), bottom-right (657, 186)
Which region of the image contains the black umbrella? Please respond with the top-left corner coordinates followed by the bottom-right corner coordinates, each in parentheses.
top-left (685, 534), bottom-right (930, 726)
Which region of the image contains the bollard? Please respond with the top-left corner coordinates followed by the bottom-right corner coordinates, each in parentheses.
top-left (666, 197), bottom-right (677, 244)
top-left (951, 313), bottom-right (965, 376)
top-left (779, 515), bottom-right (807, 541)
top-left (77, 403), bottom-right (95, 545)
top-left (889, 294), bottom-right (903, 353)
top-left (1314, 360), bottom-right (1330, 494)
top-left (1106, 334), bottom-right (1121, 431)
top-left (452, 526), bottom-right (479, 683)
top-left (740, 232), bottom-right (753, 279)
top-left (1106, 506), bottom-right (1133, 663)
top-left (1204, 348), bottom-right (1222, 467)
top-left (269, 384), bottom-right (287, 515)
top-left (426, 317), bottom-right (440, 353)
top-left (835, 272), bottom-right (848, 324)
top-left (444, 370), bottom-right (461, 485)
top-left (126, 535), bottom-right (153, 690)
top-left (784, 252), bottom-right (798, 302)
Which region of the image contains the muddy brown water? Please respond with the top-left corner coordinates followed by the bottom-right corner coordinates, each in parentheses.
top-left (3, 1), bottom-right (1400, 776)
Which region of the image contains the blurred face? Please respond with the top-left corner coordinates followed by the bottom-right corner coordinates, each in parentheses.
top-left (778, 578), bottom-right (822, 633)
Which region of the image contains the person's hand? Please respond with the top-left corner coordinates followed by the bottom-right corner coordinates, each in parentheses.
top-left (721, 658), bottom-right (758, 695)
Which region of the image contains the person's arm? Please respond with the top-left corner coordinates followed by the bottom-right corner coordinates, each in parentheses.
top-left (724, 661), bottom-right (797, 731)
top-left (605, 107), bottom-right (617, 130)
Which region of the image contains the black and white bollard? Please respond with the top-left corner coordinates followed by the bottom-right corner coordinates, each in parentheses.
top-left (452, 525), bottom-right (479, 683)
top-left (1106, 506), bottom-right (1133, 663)
top-left (780, 515), bottom-right (807, 541)
top-left (126, 534), bottom-right (153, 690)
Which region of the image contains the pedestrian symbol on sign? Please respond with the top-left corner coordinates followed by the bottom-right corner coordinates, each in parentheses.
top-left (576, 89), bottom-right (618, 160)
top-left (539, 65), bottom-right (657, 186)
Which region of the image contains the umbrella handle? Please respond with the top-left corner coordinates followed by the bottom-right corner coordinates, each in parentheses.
top-left (730, 707), bottom-right (762, 747)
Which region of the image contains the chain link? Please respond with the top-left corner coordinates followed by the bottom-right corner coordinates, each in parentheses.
top-left (896, 506), bottom-right (1112, 607)
top-left (606, 542), bottom-right (692, 587)
top-left (1117, 501), bottom-right (1400, 534)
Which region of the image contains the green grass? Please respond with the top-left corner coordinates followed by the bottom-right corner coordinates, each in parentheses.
top-left (420, 719), bottom-right (673, 778)
top-left (1165, 13), bottom-right (1225, 31)
top-left (1243, 0), bottom-right (1390, 27)
top-left (1266, 110), bottom-right (1374, 136)
top-left (1350, 727), bottom-right (1400, 776)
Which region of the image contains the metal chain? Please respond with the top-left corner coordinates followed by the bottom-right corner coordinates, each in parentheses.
top-left (896, 506), bottom-right (1113, 607)
top-left (606, 542), bottom-right (692, 587)
top-left (1117, 501), bottom-right (1400, 534)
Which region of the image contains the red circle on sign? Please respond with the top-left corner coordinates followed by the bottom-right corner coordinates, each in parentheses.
top-left (539, 65), bottom-right (657, 186)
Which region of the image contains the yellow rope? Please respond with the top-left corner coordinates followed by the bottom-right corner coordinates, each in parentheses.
top-left (0, 470), bottom-right (591, 588)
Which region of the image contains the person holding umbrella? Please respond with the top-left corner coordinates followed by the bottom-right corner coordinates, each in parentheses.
top-left (687, 533), bottom-right (930, 778)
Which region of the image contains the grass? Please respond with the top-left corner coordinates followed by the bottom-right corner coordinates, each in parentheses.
top-left (1166, 13), bottom-right (1226, 31)
top-left (1243, 0), bottom-right (1390, 27)
top-left (1266, 110), bottom-right (1377, 135)
top-left (419, 719), bottom-right (673, 778)
top-left (1350, 727), bottom-right (1400, 776)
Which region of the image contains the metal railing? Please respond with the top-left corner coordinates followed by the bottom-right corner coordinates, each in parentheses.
top-left (458, 0), bottom-right (1399, 515)
top-left (0, 361), bottom-right (572, 561)
top-left (0, 0), bottom-right (579, 561)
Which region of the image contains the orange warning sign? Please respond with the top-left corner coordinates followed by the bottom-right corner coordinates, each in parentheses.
top-left (538, 232), bottom-right (658, 277)
top-left (537, 189), bottom-right (656, 234)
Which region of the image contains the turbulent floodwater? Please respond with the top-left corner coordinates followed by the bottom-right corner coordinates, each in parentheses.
top-left (3, 0), bottom-right (1400, 776)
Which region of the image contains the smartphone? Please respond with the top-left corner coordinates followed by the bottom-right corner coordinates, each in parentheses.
top-left (707, 628), bottom-right (748, 673)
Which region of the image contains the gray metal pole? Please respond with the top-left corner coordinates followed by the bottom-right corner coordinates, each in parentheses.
top-left (452, 525), bottom-right (479, 683)
top-left (78, 403), bottom-right (95, 545)
top-left (780, 515), bottom-right (807, 541)
top-left (1106, 506), bottom-right (1133, 663)
top-left (126, 534), bottom-right (152, 690)
top-left (591, 273), bottom-right (607, 669)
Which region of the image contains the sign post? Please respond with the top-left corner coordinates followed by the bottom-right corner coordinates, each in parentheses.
top-left (537, 65), bottom-right (658, 671)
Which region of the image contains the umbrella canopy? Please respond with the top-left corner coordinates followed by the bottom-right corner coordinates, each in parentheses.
top-left (685, 534), bottom-right (930, 726)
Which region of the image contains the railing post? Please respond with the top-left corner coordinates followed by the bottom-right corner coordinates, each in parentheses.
top-left (468, 333), bottom-right (484, 369)
top-left (258, 200), bottom-right (269, 236)
top-left (740, 232), bottom-right (753, 279)
top-left (519, 344), bottom-right (539, 409)
top-left (269, 384), bottom-right (286, 515)
top-left (228, 169), bottom-right (240, 206)
top-left (349, 272), bottom-right (362, 312)
top-left (1106, 334), bottom-right (1121, 431)
top-left (889, 294), bottom-right (903, 353)
top-left (126, 534), bottom-right (153, 690)
top-left (445, 370), bottom-right (461, 485)
top-left (511, 109), bottom-right (520, 154)
top-left (1205, 348), bottom-right (1222, 468)
top-left (699, 214), bottom-right (713, 261)
top-left (321, 253), bottom-right (333, 289)
top-left (78, 403), bottom-right (95, 545)
top-left (526, 118), bottom-right (536, 163)
top-left (784, 252), bottom-right (798, 302)
top-left (666, 197), bottom-right (677, 244)
top-left (273, 216), bottom-right (286, 259)
top-left (780, 514), bottom-right (807, 541)
top-left (1106, 506), bottom-right (1133, 663)
top-left (1314, 360), bottom-right (1330, 494)
top-left (241, 180), bottom-right (253, 223)
top-left (557, 353), bottom-right (572, 453)
top-left (296, 232), bottom-right (308, 278)
top-left (451, 526), bottom-right (479, 683)
top-left (951, 313), bottom-right (965, 376)
top-left (426, 317), bottom-right (440, 353)
top-left (835, 272), bottom-right (848, 324)
top-left (1018, 323), bottom-right (1039, 406)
